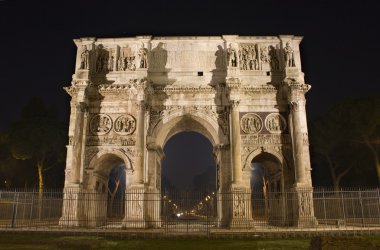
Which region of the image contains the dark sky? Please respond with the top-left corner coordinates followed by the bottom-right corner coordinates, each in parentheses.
top-left (1, 0), bottom-right (380, 187)
top-left (162, 132), bottom-right (215, 189)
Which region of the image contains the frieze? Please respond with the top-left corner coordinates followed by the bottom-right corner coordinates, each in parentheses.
top-left (86, 135), bottom-right (136, 146)
top-left (153, 85), bottom-right (217, 94)
top-left (240, 113), bottom-right (263, 134)
top-left (241, 134), bottom-right (291, 145)
top-left (89, 114), bottom-right (112, 135)
top-left (264, 113), bottom-right (286, 133)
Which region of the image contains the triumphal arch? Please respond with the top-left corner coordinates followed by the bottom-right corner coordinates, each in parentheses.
top-left (60, 35), bottom-right (317, 228)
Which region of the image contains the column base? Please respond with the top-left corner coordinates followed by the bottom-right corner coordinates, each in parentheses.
top-left (59, 185), bottom-right (85, 227)
top-left (230, 184), bottom-right (254, 228)
top-left (291, 186), bottom-right (318, 228)
top-left (122, 184), bottom-right (147, 229)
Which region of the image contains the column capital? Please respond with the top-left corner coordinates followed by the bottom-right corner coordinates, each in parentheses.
top-left (75, 102), bottom-right (88, 113)
top-left (230, 100), bottom-right (240, 109)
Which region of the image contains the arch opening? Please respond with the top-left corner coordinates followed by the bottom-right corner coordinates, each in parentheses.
top-left (90, 153), bottom-right (130, 221)
top-left (161, 131), bottom-right (217, 222)
top-left (250, 152), bottom-right (285, 225)
top-left (107, 164), bottom-right (126, 218)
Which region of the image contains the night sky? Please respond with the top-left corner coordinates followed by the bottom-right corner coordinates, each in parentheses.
top-left (1, 0), bottom-right (380, 188)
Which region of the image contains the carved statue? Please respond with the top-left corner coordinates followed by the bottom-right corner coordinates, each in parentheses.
top-left (108, 56), bottom-right (114, 71)
top-left (248, 45), bottom-right (257, 70)
top-left (227, 44), bottom-right (237, 67)
top-left (284, 42), bottom-right (295, 67)
top-left (95, 44), bottom-right (109, 73)
top-left (118, 56), bottom-right (125, 71)
top-left (260, 46), bottom-right (268, 64)
top-left (79, 46), bottom-right (89, 70)
top-left (138, 44), bottom-right (148, 68)
top-left (268, 45), bottom-right (279, 70)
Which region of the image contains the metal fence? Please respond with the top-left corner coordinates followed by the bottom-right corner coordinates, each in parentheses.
top-left (1, 188), bottom-right (380, 234)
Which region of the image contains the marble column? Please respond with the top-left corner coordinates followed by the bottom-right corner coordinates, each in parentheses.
top-left (124, 100), bottom-right (146, 228)
top-left (285, 82), bottom-right (317, 227)
top-left (134, 100), bottom-right (145, 184)
top-left (289, 99), bottom-right (309, 185)
top-left (231, 100), bottom-right (243, 184)
top-left (71, 102), bottom-right (87, 184)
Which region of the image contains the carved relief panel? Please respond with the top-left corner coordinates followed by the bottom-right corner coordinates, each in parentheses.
top-left (87, 113), bottom-right (137, 146)
top-left (240, 112), bottom-right (287, 135)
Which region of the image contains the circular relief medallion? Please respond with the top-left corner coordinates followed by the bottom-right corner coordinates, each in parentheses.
top-left (90, 114), bottom-right (112, 135)
top-left (114, 114), bottom-right (136, 135)
top-left (240, 113), bottom-right (263, 134)
top-left (265, 113), bottom-right (286, 133)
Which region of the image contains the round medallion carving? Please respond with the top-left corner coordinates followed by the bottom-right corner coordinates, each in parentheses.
top-left (114, 115), bottom-right (136, 135)
top-left (265, 113), bottom-right (286, 133)
top-left (90, 114), bottom-right (112, 135)
top-left (240, 113), bottom-right (263, 134)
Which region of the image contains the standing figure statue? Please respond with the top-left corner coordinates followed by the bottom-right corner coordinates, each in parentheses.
top-left (108, 55), bottom-right (114, 71)
top-left (138, 43), bottom-right (148, 68)
top-left (227, 43), bottom-right (237, 67)
top-left (79, 46), bottom-right (89, 70)
top-left (284, 42), bottom-right (295, 67)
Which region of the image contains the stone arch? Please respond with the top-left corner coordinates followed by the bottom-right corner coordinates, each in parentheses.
top-left (87, 148), bottom-right (133, 191)
top-left (244, 147), bottom-right (284, 171)
top-left (151, 110), bottom-right (228, 148)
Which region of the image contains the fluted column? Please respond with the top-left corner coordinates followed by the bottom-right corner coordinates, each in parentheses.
top-left (70, 102), bottom-right (87, 184)
top-left (289, 99), bottom-right (310, 185)
top-left (231, 100), bottom-right (243, 184)
top-left (134, 100), bottom-right (145, 184)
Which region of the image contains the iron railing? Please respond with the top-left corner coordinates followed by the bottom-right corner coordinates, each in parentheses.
top-left (1, 188), bottom-right (380, 234)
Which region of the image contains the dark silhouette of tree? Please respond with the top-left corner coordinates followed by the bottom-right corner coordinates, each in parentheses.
top-left (8, 97), bottom-right (67, 216)
top-left (310, 96), bottom-right (380, 189)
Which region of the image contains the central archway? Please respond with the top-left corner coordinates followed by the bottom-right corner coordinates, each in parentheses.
top-left (146, 112), bottom-right (230, 229)
top-left (161, 131), bottom-right (217, 230)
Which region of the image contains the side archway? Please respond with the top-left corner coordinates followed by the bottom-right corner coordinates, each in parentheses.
top-left (85, 149), bottom-right (133, 225)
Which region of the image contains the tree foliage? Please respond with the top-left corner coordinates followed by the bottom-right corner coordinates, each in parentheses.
top-left (8, 97), bottom-right (67, 190)
top-left (310, 96), bottom-right (380, 188)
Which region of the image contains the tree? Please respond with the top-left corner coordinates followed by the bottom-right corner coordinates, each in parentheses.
top-left (341, 97), bottom-right (380, 184)
top-left (9, 97), bottom-right (67, 215)
top-left (310, 96), bottom-right (380, 189)
top-left (310, 105), bottom-right (353, 190)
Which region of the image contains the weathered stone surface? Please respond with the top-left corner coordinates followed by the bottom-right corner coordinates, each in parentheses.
top-left (60, 35), bottom-right (316, 228)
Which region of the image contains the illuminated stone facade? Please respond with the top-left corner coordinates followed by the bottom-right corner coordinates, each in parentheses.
top-left (60, 35), bottom-right (316, 228)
